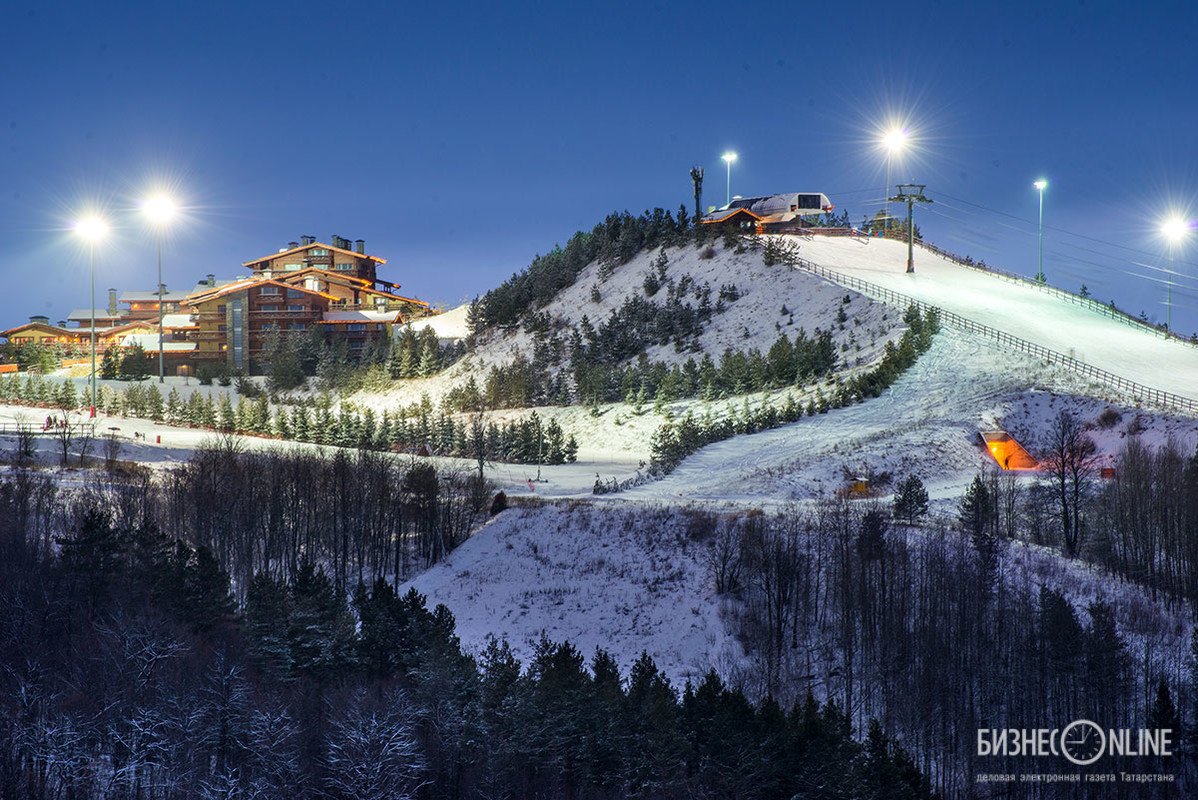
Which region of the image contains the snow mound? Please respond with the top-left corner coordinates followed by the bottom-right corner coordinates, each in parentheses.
top-left (405, 503), bottom-right (747, 685)
top-left (406, 303), bottom-right (470, 340)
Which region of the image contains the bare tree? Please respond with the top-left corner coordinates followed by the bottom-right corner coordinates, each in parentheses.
top-left (1040, 410), bottom-right (1098, 557)
top-left (325, 689), bottom-right (427, 800)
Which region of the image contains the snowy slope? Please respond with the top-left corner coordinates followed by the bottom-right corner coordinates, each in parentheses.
top-left (355, 240), bottom-right (904, 412)
top-left (405, 500), bottom-right (1191, 698)
top-left (405, 303), bottom-right (470, 340)
top-left (782, 235), bottom-right (1198, 402)
top-left (624, 329), bottom-right (1198, 505)
top-left (406, 503), bottom-right (748, 685)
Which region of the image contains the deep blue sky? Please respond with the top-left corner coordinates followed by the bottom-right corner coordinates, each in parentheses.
top-left (4, 0), bottom-right (1198, 334)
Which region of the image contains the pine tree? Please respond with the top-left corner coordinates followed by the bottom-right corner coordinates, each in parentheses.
top-left (118, 343), bottom-right (152, 381)
top-left (165, 387), bottom-right (182, 424)
top-left (417, 329), bottom-right (440, 377)
top-left (287, 560), bottom-right (357, 681)
top-left (99, 347), bottom-right (119, 380)
top-left (55, 380), bottom-right (77, 410)
top-left (147, 385), bottom-right (165, 422)
top-left (217, 394), bottom-right (236, 432)
top-left (893, 474), bottom-right (930, 523)
top-left (273, 408), bottom-right (292, 439)
top-left (245, 572), bottom-right (292, 676)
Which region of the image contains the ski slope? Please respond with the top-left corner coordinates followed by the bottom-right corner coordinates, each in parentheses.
top-left (784, 235), bottom-right (1198, 403)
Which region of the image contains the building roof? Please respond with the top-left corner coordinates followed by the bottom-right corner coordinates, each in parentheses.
top-left (701, 207), bottom-right (763, 224)
top-left (320, 310), bottom-right (402, 324)
top-left (66, 308), bottom-right (126, 321)
top-left (103, 320), bottom-right (157, 337)
top-left (118, 334), bottom-right (197, 353)
top-left (189, 277), bottom-right (338, 305)
top-left (160, 313), bottom-right (198, 329)
top-left (243, 241), bottom-right (386, 268)
top-left (2, 321), bottom-right (79, 338)
top-left (270, 269), bottom-right (429, 306)
top-left (119, 290), bottom-right (191, 303)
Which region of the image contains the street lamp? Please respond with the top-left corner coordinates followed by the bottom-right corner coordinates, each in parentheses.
top-left (721, 151), bottom-right (738, 207)
top-left (141, 194), bottom-right (177, 382)
top-left (882, 128), bottom-right (907, 230)
top-left (1161, 215), bottom-right (1190, 332)
top-left (1033, 179), bottom-right (1048, 283)
top-left (73, 214), bottom-right (109, 415)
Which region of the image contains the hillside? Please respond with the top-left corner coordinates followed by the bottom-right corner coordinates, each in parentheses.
top-left (782, 235), bottom-right (1198, 404)
top-left (359, 240), bottom-right (902, 402)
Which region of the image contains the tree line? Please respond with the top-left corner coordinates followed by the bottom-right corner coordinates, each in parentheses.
top-left (0, 467), bottom-right (937, 800)
top-left (0, 374), bottom-right (577, 467)
top-left (650, 306), bottom-right (939, 473)
top-left (679, 498), bottom-right (1192, 798)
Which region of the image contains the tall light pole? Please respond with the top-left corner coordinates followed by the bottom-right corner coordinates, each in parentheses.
top-left (882, 128), bottom-right (907, 231)
top-left (721, 151), bottom-right (738, 207)
top-left (1161, 216), bottom-right (1190, 332)
top-left (74, 215), bottom-right (109, 415)
top-left (141, 194), bottom-right (177, 382)
top-left (1034, 179), bottom-right (1048, 283)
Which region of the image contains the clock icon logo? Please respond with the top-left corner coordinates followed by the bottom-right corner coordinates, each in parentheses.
top-left (1060, 720), bottom-right (1105, 766)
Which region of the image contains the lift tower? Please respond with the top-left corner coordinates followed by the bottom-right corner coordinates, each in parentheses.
top-left (888, 184), bottom-right (933, 273)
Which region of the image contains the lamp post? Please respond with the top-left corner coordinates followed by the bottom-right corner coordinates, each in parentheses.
top-left (141, 195), bottom-right (177, 382)
top-left (721, 151), bottom-right (738, 207)
top-left (882, 128), bottom-right (907, 231)
top-left (1161, 216), bottom-right (1190, 332)
top-left (73, 215), bottom-right (109, 415)
top-left (1034, 179), bottom-right (1048, 283)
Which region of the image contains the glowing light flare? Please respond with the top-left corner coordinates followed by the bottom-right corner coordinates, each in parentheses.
top-left (141, 194), bottom-right (178, 225)
top-left (721, 151), bottom-right (738, 164)
top-left (73, 215), bottom-right (109, 242)
top-left (1161, 216), bottom-right (1190, 244)
top-left (1033, 179), bottom-right (1048, 191)
top-left (882, 127), bottom-right (908, 152)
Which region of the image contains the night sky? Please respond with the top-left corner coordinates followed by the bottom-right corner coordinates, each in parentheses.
top-left (4, 1), bottom-right (1197, 334)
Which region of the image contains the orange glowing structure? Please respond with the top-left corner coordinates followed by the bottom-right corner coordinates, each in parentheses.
top-left (978, 431), bottom-right (1038, 471)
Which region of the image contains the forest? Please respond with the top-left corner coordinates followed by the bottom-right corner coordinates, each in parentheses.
top-left (0, 459), bottom-right (938, 800)
top-left (1, 412), bottom-right (1196, 796)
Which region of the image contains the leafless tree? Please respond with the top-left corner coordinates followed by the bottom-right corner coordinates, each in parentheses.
top-left (1040, 410), bottom-right (1097, 556)
top-left (325, 689), bottom-right (427, 800)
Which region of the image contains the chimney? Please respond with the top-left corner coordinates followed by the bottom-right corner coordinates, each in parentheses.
top-left (288, 240), bottom-right (299, 249)
top-left (29, 314), bottom-right (49, 325)
top-left (107, 288), bottom-right (118, 315)
top-left (207, 273), bottom-right (216, 287)
top-left (355, 239), bottom-right (365, 254)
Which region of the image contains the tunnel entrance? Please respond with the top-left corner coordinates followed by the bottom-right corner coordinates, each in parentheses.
top-left (978, 430), bottom-right (1038, 470)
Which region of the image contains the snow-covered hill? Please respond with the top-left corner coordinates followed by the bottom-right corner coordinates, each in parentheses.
top-left (355, 239), bottom-right (905, 412)
top-left (780, 235), bottom-right (1198, 403)
top-left (406, 503), bottom-right (747, 685)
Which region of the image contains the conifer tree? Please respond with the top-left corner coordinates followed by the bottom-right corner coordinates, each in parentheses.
top-left (217, 393), bottom-right (236, 432)
top-left (165, 387), bottom-right (182, 424)
top-left (417, 329), bottom-right (440, 377)
top-left (893, 474), bottom-right (930, 523)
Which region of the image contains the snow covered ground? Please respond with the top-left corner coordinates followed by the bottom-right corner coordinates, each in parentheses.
top-left (625, 329), bottom-right (1198, 506)
top-left (406, 500), bottom-right (1191, 693)
top-left (406, 503), bottom-right (747, 685)
top-left (405, 302), bottom-right (470, 340)
top-left (353, 239), bottom-right (904, 413)
top-left (782, 235), bottom-right (1198, 402)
